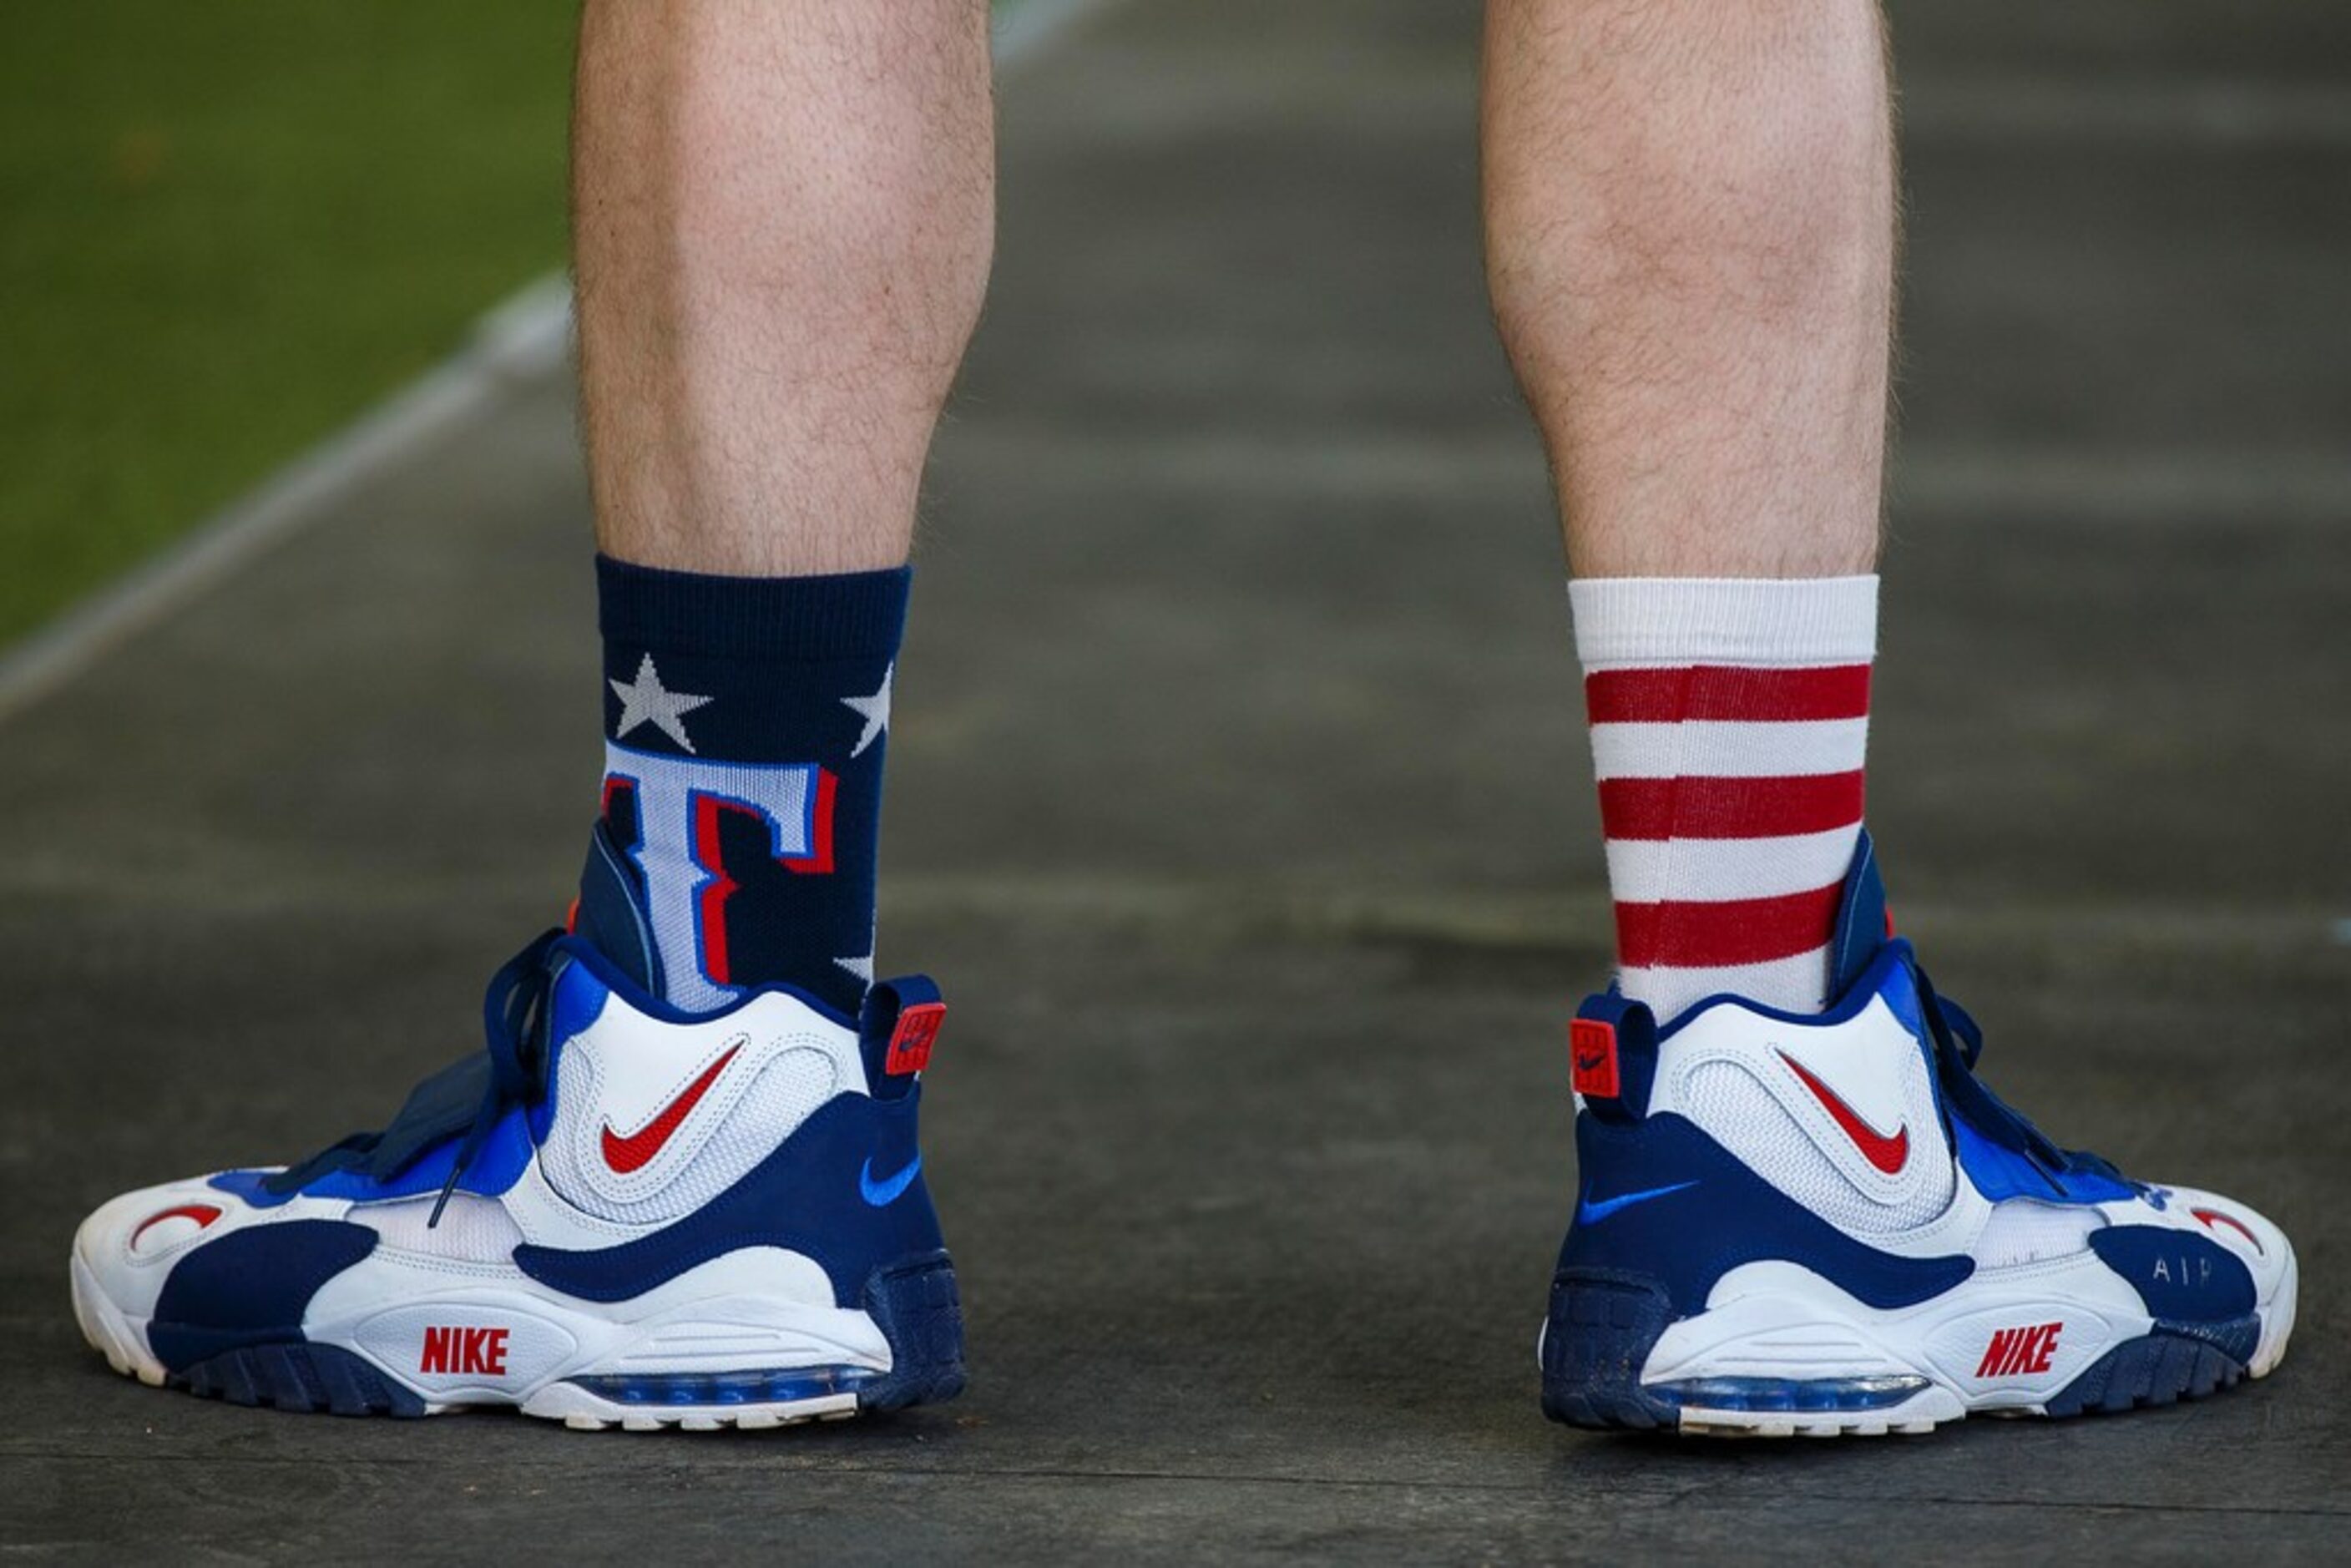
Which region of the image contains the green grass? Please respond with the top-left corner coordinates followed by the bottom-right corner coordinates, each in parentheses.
top-left (0, 2), bottom-right (576, 648)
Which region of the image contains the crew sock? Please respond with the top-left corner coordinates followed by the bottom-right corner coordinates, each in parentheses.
top-left (574, 555), bottom-right (908, 1019)
top-left (1570, 574), bottom-right (1878, 1019)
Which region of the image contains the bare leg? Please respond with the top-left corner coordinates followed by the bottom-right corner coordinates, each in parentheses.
top-left (574, 0), bottom-right (995, 575)
top-left (1483, 0), bottom-right (1892, 578)
top-left (569, 1), bottom-right (993, 1015)
top-left (1484, 0), bottom-right (1894, 1017)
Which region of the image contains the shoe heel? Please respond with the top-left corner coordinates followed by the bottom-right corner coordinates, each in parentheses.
top-left (857, 1249), bottom-right (966, 1411)
top-left (1540, 1267), bottom-right (1676, 1430)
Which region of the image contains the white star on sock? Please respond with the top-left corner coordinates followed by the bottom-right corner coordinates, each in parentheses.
top-left (609, 654), bottom-right (712, 753)
top-left (842, 663), bottom-right (893, 759)
top-left (835, 951), bottom-right (875, 985)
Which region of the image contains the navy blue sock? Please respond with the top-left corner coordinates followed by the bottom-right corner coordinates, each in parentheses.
top-left (574, 555), bottom-right (908, 1020)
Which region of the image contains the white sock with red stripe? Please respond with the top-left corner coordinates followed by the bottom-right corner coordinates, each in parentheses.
top-left (1569, 575), bottom-right (1878, 1020)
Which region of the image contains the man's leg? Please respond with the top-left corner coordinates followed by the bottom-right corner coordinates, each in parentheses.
top-left (1489, 1), bottom-right (2295, 1436)
top-left (576, 0), bottom-right (992, 576)
top-left (1486, 0), bottom-right (1888, 1019)
top-left (71, 0), bottom-right (991, 1428)
top-left (569, 0), bottom-right (993, 1017)
top-left (1484, 0), bottom-right (1888, 583)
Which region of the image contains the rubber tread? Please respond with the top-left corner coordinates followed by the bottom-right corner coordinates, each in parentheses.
top-left (1540, 1268), bottom-right (1677, 1430)
top-left (857, 1250), bottom-right (967, 1412)
top-left (176, 1342), bottom-right (428, 1418)
top-left (2042, 1328), bottom-right (2247, 1418)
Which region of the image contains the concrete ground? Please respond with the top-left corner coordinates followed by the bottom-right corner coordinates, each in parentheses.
top-left (4, 0), bottom-right (2345, 1559)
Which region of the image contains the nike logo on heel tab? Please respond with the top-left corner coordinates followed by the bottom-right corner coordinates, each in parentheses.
top-left (1571, 1018), bottom-right (1620, 1099)
top-left (886, 1001), bottom-right (944, 1076)
top-left (862, 977), bottom-right (946, 1087)
top-left (1569, 991), bottom-right (1658, 1118)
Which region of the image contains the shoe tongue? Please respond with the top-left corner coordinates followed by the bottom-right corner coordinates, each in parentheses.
top-left (572, 818), bottom-right (660, 994)
top-left (1827, 827), bottom-right (1890, 999)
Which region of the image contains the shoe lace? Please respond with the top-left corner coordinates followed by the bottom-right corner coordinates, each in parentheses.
top-left (1908, 953), bottom-right (2130, 1189)
top-left (262, 928), bottom-right (565, 1227)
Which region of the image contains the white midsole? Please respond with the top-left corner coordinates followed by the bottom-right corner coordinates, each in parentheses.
top-left (73, 1247), bottom-right (893, 1413)
top-left (1636, 1247), bottom-right (2294, 1419)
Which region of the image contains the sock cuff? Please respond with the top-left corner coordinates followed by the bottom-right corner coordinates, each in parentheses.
top-left (1569, 574), bottom-right (1878, 668)
top-left (597, 554), bottom-right (911, 662)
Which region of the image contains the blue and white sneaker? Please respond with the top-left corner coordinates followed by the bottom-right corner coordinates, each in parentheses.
top-left (1540, 834), bottom-right (2297, 1438)
top-left (70, 932), bottom-right (964, 1430)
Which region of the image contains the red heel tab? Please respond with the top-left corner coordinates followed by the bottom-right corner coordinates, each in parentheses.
top-left (887, 1000), bottom-right (945, 1075)
top-left (860, 975), bottom-right (946, 1091)
top-left (1570, 990), bottom-right (1658, 1120)
top-left (1570, 1018), bottom-right (1620, 1099)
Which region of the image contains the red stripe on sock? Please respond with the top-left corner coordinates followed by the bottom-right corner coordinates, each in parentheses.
top-left (1615, 882), bottom-right (1844, 970)
top-left (1584, 664), bottom-right (1873, 726)
top-left (1598, 772), bottom-right (1865, 842)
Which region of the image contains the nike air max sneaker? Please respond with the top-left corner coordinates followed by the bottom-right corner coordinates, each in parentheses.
top-left (70, 932), bottom-right (964, 1429)
top-left (1540, 833), bottom-right (2296, 1438)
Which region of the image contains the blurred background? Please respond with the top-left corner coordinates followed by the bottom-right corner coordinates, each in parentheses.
top-left (3, 0), bottom-right (2345, 1558)
top-left (5, 3), bottom-right (2346, 658)
top-left (0, 0), bottom-right (573, 646)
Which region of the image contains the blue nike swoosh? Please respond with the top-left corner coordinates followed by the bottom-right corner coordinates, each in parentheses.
top-left (858, 1155), bottom-right (923, 1207)
top-left (1576, 1179), bottom-right (1698, 1226)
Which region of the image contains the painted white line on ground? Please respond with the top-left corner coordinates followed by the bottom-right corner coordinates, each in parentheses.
top-left (994, 0), bottom-right (1117, 63)
top-left (0, 275), bottom-right (573, 728)
top-left (0, 0), bottom-right (1120, 730)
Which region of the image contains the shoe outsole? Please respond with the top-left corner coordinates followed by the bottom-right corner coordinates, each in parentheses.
top-left (2038, 1331), bottom-right (2244, 1418)
top-left (179, 1342), bottom-right (429, 1417)
top-left (77, 1250), bottom-right (967, 1434)
top-left (540, 1252), bottom-right (970, 1432)
top-left (1540, 1264), bottom-right (2291, 1439)
top-left (1539, 1271), bottom-right (1680, 1432)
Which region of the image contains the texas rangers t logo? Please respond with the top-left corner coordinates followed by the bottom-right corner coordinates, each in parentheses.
top-left (604, 741), bottom-right (837, 1013)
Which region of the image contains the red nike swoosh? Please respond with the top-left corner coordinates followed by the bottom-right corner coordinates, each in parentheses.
top-left (1777, 1050), bottom-right (1909, 1174)
top-left (600, 1044), bottom-right (741, 1174)
top-left (131, 1203), bottom-right (223, 1249)
top-left (2192, 1206), bottom-right (2263, 1255)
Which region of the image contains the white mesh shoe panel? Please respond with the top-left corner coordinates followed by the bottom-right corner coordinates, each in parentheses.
top-left (1972, 1199), bottom-right (2103, 1268)
top-left (548, 1039), bottom-right (842, 1227)
top-left (361, 1193), bottom-right (525, 1262)
top-left (1677, 1058), bottom-right (1954, 1235)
